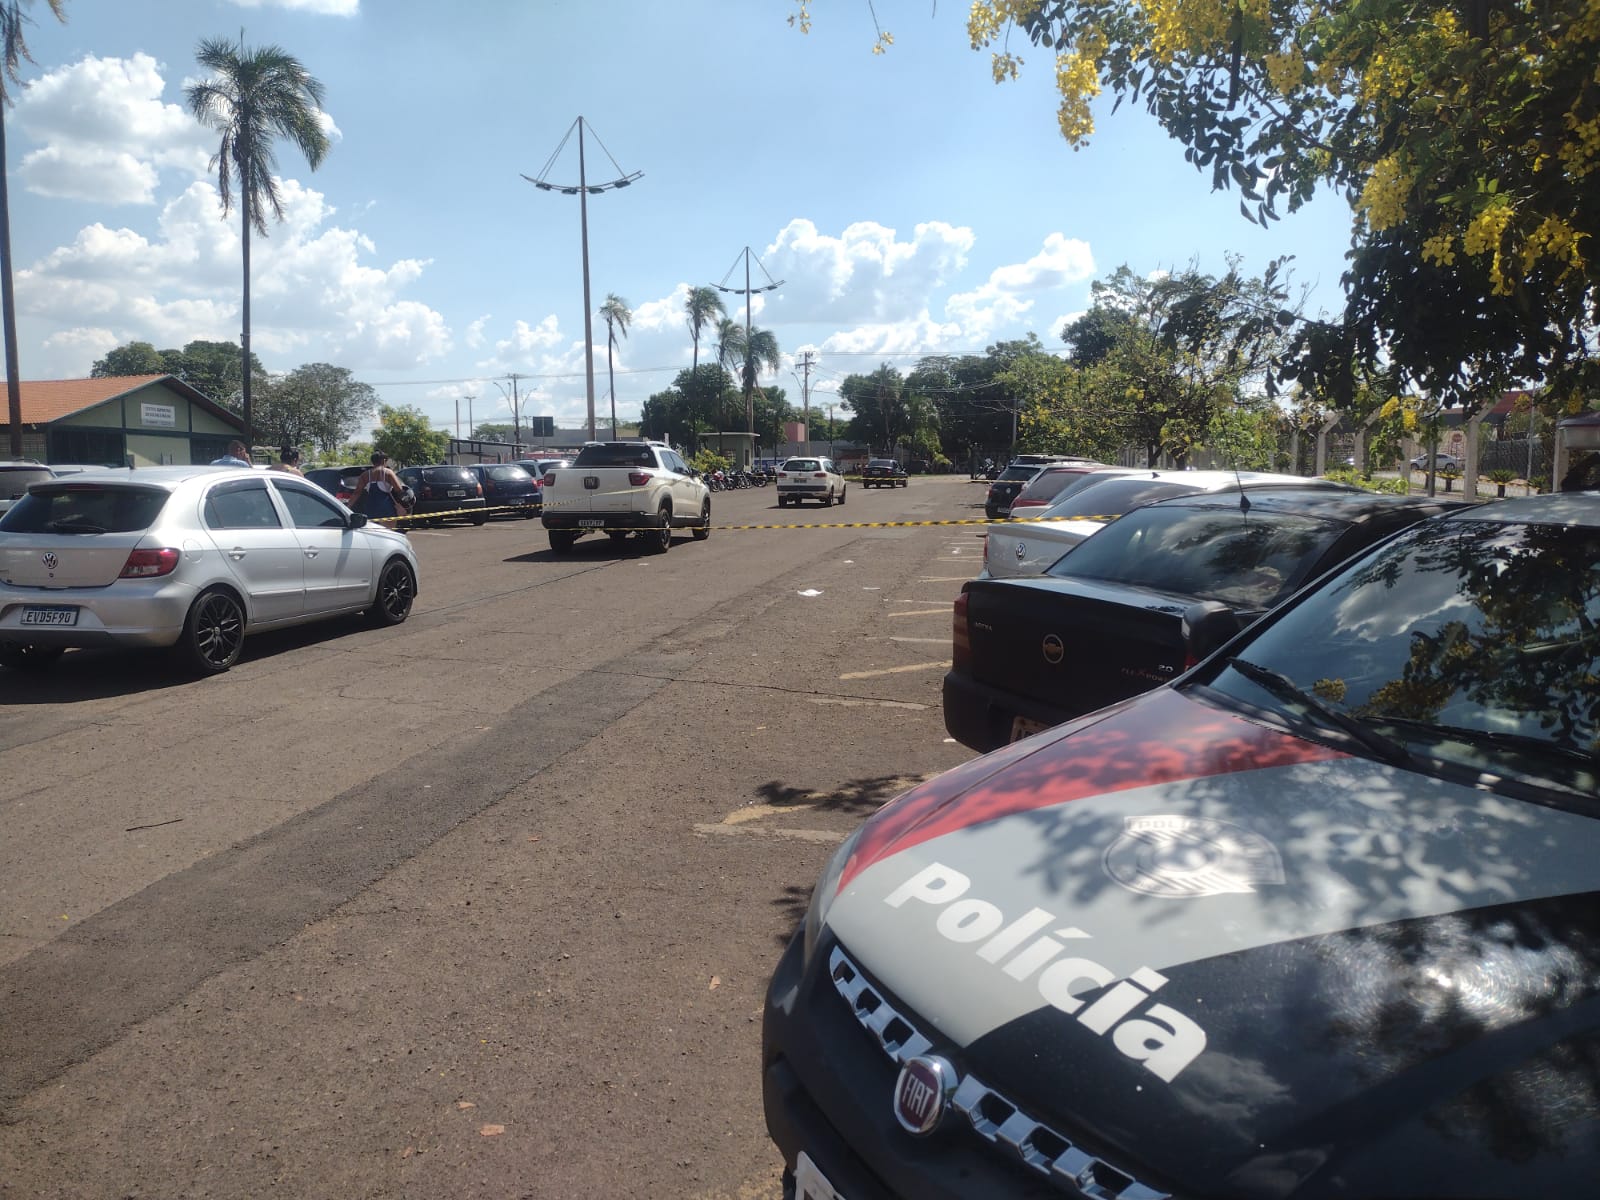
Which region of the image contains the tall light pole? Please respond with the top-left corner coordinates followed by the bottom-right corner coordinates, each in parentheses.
top-left (712, 246), bottom-right (783, 441)
top-left (524, 118), bottom-right (641, 442)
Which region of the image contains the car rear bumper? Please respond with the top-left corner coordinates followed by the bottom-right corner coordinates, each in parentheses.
top-left (542, 509), bottom-right (660, 531)
top-left (941, 668), bottom-right (1067, 754)
top-left (778, 485), bottom-right (831, 497)
top-left (0, 580), bottom-right (196, 650)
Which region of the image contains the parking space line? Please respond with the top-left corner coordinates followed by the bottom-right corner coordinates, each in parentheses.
top-left (839, 662), bottom-right (950, 680)
top-left (886, 609), bottom-right (949, 618)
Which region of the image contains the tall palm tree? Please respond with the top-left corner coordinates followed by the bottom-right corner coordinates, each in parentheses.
top-left (186, 34), bottom-right (329, 444)
top-left (685, 285), bottom-right (724, 374)
top-left (600, 292), bottom-right (632, 440)
top-left (716, 321), bottom-right (781, 435)
top-left (0, 0), bottom-right (64, 458)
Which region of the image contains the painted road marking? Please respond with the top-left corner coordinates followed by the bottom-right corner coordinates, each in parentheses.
top-left (886, 609), bottom-right (949, 618)
top-left (839, 661), bottom-right (951, 680)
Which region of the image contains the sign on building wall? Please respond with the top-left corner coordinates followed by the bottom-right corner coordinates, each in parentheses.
top-left (140, 402), bottom-right (176, 429)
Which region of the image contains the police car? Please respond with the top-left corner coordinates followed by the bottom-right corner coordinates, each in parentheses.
top-left (763, 493), bottom-right (1600, 1199)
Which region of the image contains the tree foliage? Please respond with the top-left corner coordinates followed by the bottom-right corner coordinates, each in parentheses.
top-left (796, 1), bottom-right (1600, 409)
top-left (254, 362), bottom-right (376, 457)
top-left (91, 338), bottom-right (267, 406)
top-left (370, 403), bottom-right (447, 467)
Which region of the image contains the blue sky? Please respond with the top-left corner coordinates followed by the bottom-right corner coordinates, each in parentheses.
top-left (5, 0), bottom-right (1359, 438)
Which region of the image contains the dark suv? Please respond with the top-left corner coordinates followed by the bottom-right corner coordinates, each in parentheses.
top-left (396, 465), bottom-right (488, 525)
top-left (0, 462), bottom-right (56, 517)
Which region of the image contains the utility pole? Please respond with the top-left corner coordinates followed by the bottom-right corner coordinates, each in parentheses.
top-left (455, 397), bottom-right (460, 439)
top-left (712, 246), bottom-right (783, 446)
top-left (797, 350), bottom-right (815, 449)
top-left (465, 393), bottom-right (475, 440)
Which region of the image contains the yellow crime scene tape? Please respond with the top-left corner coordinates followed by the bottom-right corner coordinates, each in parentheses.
top-left (372, 503), bottom-right (1121, 533)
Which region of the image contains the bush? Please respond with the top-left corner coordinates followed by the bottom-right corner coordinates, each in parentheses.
top-left (690, 449), bottom-right (732, 475)
top-left (1322, 468), bottom-right (1410, 495)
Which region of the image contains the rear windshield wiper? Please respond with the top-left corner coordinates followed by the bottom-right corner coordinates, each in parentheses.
top-left (1226, 657), bottom-right (1413, 767)
top-left (44, 518), bottom-right (108, 533)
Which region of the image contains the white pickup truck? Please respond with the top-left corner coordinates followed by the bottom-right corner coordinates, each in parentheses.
top-left (540, 440), bottom-right (712, 554)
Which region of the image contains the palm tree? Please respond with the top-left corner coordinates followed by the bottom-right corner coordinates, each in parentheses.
top-left (0, 0), bottom-right (64, 457)
top-left (716, 320), bottom-right (781, 435)
top-left (684, 285), bottom-right (724, 435)
top-left (600, 293), bottom-right (632, 440)
top-left (186, 34), bottom-right (329, 444)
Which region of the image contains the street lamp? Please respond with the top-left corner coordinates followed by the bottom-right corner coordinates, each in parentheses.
top-left (524, 117), bottom-right (642, 442)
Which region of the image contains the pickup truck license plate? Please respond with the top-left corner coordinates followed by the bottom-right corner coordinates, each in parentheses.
top-left (447, 489), bottom-right (467, 497)
top-left (578, 518), bottom-right (606, 527)
top-left (794, 1153), bottom-right (844, 1200)
top-left (1010, 714), bottom-right (1051, 742)
top-left (21, 606), bottom-right (78, 626)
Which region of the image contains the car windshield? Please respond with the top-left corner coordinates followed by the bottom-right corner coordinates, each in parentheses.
top-left (1048, 503), bottom-right (1338, 608)
top-left (995, 466), bottom-right (1037, 483)
top-left (573, 444), bottom-right (654, 468)
top-left (785, 459), bottom-right (821, 472)
top-left (868, 460), bottom-right (896, 468)
top-left (485, 465), bottom-right (530, 481)
top-left (418, 467), bottom-right (474, 483)
top-left (1207, 516), bottom-right (1600, 797)
top-left (0, 484), bottom-right (170, 533)
top-left (2, 467), bottom-right (53, 497)
top-left (1015, 467), bottom-right (1101, 504)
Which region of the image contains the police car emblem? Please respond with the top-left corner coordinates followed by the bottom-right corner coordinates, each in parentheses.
top-left (1104, 815), bottom-right (1285, 898)
top-left (892, 1055), bottom-right (956, 1136)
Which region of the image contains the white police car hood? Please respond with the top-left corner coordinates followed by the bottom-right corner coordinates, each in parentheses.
top-left (821, 687), bottom-right (1600, 1195)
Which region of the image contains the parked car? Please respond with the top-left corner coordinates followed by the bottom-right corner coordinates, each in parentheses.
top-left (467, 462), bottom-right (540, 518)
top-left (1003, 461), bottom-right (1112, 515)
top-left (946, 487), bottom-right (1464, 753)
top-left (396, 465), bottom-right (488, 525)
top-left (983, 463), bottom-right (1045, 519)
top-left (983, 469), bottom-right (1355, 580)
top-left (861, 459), bottom-right (909, 489)
top-left (303, 465), bottom-right (367, 505)
top-left (0, 461), bottom-right (56, 517)
top-left (767, 490), bottom-right (1600, 1200)
top-left (1410, 451), bottom-right (1464, 472)
top-left (0, 466), bottom-right (419, 674)
top-left (777, 457), bottom-right (846, 508)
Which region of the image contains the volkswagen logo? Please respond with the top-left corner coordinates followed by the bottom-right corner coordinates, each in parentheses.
top-left (41, 552), bottom-right (58, 570)
top-left (1015, 540), bottom-right (1026, 560)
top-left (1042, 633), bottom-right (1064, 664)
top-left (892, 1055), bottom-right (956, 1136)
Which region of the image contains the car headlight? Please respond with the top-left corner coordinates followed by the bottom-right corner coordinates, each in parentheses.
top-left (803, 825), bottom-right (865, 965)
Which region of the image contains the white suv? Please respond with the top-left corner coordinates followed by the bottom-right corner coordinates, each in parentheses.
top-left (776, 457), bottom-right (846, 508)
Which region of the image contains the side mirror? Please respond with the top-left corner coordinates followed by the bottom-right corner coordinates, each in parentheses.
top-left (348, 511), bottom-right (368, 529)
top-left (1182, 601), bottom-right (1242, 665)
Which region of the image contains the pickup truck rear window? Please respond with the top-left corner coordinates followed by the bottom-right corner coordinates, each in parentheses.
top-left (574, 446), bottom-right (654, 468)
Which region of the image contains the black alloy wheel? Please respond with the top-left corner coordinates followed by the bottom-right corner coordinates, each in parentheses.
top-left (179, 587), bottom-right (245, 674)
top-left (371, 558), bottom-right (416, 626)
top-left (646, 504), bottom-right (672, 554)
top-left (0, 641), bottom-right (66, 671)
top-left (692, 498), bottom-right (711, 540)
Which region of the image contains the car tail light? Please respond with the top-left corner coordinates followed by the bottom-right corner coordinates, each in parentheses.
top-left (629, 471), bottom-right (651, 487)
top-left (813, 472), bottom-right (826, 479)
top-left (544, 472), bottom-right (557, 487)
top-left (952, 590), bottom-right (971, 671)
top-left (120, 547), bottom-right (180, 579)
top-left (1012, 498), bottom-right (1045, 509)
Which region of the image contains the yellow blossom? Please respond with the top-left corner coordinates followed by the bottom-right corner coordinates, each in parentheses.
top-left (1357, 155), bottom-right (1410, 231)
top-left (1421, 233), bottom-right (1456, 266)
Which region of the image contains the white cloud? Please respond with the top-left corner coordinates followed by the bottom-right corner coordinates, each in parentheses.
top-left (465, 315), bottom-right (490, 349)
top-left (17, 54), bottom-right (209, 203)
top-left (943, 233), bottom-right (1096, 342)
top-left (226, 0), bottom-right (360, 14)
top-left (765, 219), bottom-right (974, 324)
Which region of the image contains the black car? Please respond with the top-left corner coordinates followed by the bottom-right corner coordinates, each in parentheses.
top-left (862, 459), bottom-right (909, 488)
top-left (396, 465), bottom-right (488, 525)
top-left (467, 462), bottom-right (541, 518)
top-left (766, 493), bottom-right (1600, 1200)
top-left (945, 488), bottom-right (1465, 753)
top-left (303, 465), bottom-right (366, 505)
top-left (0, 461), bottom-right (56, 517)
top-left (983, 464), bottom-right (1043, 519)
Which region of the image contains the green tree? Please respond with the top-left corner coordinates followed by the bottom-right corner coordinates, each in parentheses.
top-left (371, 403), bottom-right (447, 467)
top-left (839, 363), bottom-right (907, 453)
top-left (0, 0), bottom-right (64, 456)
top-left (684, 284), bottom-right (725, 376)
top-left (91, 341), bottom-right (165, 377)
top-left (600, 292), bottom-right (631, 441)
top-left (164, 338), bottom-right (265, 405)
top-left (255, 362), bottom-right (375, 456)
top-left (715, 319), bottom-right (781, 435)
top-left (470, 422), bottom-right (516, 442)
top-left (186, 33), bottom-right (330, 442)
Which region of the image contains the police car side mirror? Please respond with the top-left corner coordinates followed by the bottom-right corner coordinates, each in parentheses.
top-left (1182, 601), bottom-right (1242, 665)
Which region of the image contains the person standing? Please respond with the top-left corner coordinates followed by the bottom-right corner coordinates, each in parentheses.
top-left (270, 446), bottom-right (305, 476)
top-left (211, 440), bottom-right (253, 467)
top-left (352, 450), bottom-right (408, 519)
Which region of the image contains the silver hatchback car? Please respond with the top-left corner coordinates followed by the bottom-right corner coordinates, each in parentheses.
top-left (0, 465), bottom-right (420, 674)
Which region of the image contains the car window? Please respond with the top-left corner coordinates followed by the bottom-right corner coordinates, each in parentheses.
top-left (0, 467), bottom-right (54, 497)
top-left (274, 480), bottom-right (348, 528)
top-left (0, 484), bottom-right (169, 534)
top-left (996, 466), bottom-right (1038, 482)
top-left (486, 465), bottom-right (529, 481)
top-left (204, 479), bottom-right (283, 529)
top-left (1016, 468), bottom-right (1099, 504)
top-left (574, 444), bottom-right (654, 468)
top-left (419, 467), bottom-right (474, 483)
top-left (784, 459), bottom-right (821, 472)
top-left (1050, 506), bottom-right (1337, 607)
top-left (1054, 477), bottom-right (1202, 515)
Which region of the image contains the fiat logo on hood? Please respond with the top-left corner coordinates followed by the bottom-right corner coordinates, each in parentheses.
top-left (41, 552), bottom-right (58, 570)
top-left (892, 1055), bottom-right (956, 1136)
top-left (1041, 633), bottom-right (1065, 664)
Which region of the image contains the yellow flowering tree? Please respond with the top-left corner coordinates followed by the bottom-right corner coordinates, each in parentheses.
top-left (792, 1), bottom-right (1600, 408)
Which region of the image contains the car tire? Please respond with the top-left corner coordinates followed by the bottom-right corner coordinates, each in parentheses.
top-left (646, 504), bottom-right (672, 554)
top-left (370, 557), bottom-right (416, 626)
top-left (471, 513), bottom-right (488, 526)
top-left (549, 530), bottom-right (577, 554)
top-left (824, 489), bottom-right (834, 507)
top-left (692, 498), bottom-right (711, 540)
top-left (0, 641), bottom-right (65, 671)
top-left (178, 587), bottom-right (245, 675)
top-left (839, 485), bottom-right (846, 506)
